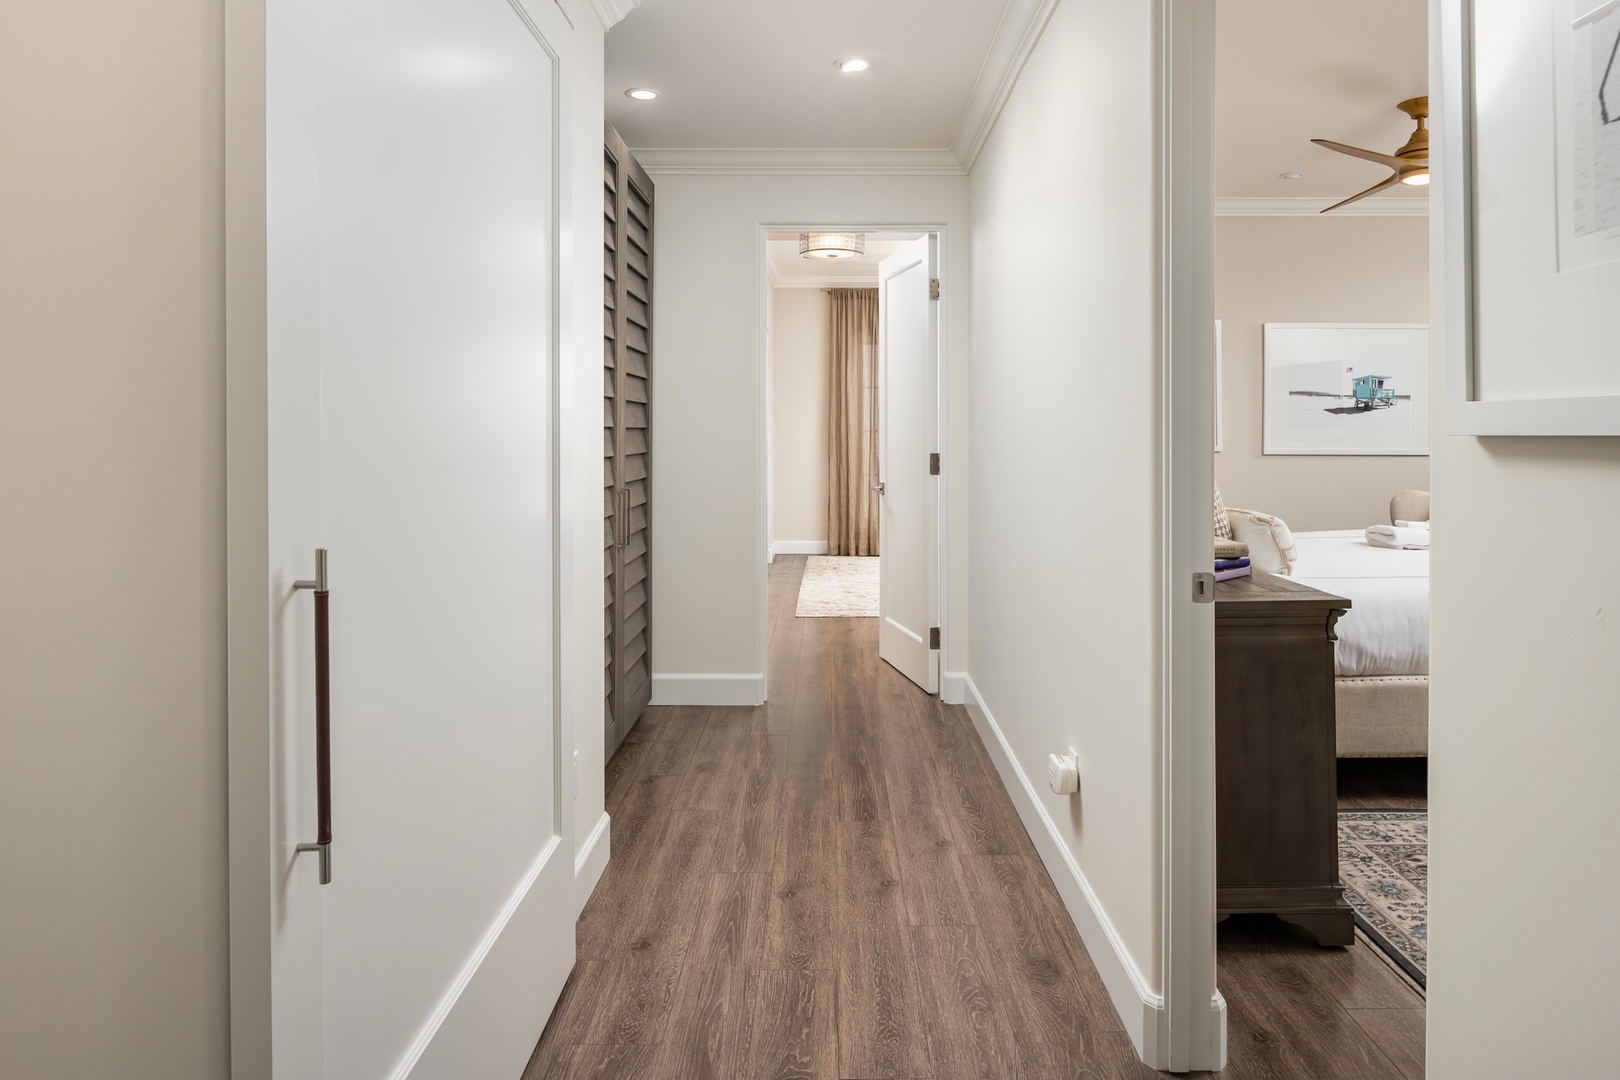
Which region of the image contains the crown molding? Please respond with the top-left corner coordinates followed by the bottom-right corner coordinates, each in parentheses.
top-left (587, 0), bottom-right (639, 31)
top-left (1215, 196), bottom-right (1429, 217)
top-left (629, 147), bottom-right (966, 176)
top-left (951, 0), bottom-right (1063, 173)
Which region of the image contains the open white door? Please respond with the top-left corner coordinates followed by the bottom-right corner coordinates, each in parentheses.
top-left (239, 1), bottom-right (575, 1077)
top-left (876, 236), bottom-right (941, 694)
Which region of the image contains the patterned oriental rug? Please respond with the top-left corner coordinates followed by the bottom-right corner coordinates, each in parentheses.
top-left (795, 556), bottom-right (879, 618)
top-left (1338, 809), bottom-right (1428, 990)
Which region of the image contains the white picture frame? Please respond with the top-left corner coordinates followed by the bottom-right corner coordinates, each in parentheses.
top-left (1214, 319), bottom-right (1223, 453)
top-left (1439, 0), bottom-right (1620, 435)
top-left (1263, 323), bottom-right (1431, 456)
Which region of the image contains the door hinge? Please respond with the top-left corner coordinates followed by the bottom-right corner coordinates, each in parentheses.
top-left (929, 278), bottom-right (941, 301)
top-left (1192, 572), bottom-right (1216, 603)
top-left (929, 452), bottom-right (941, 475)
top-left (929, 627), bottom-right (941, 649)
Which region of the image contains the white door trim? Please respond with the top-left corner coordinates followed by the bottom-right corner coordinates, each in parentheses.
top-left (1156, 0), bottom-right (1223, 1072)
top-left (756, 223), bottom-right (951, 703)
top-left (223, 0), bottom-right (578, 1072)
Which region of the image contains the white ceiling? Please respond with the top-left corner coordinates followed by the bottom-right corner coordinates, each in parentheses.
top-left (1217, 0), bottom-right (1430, 201)
top-left (604, 0), bottom-right (1014, 151)
top-left (766, 234), bottom-right (922, 287)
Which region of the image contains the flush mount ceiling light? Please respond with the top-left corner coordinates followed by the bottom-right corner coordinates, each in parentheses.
top-left (836, 58), bottom-right (870, 73)
top-left (799, 232), bottom-right (865, 261)
top-left (624, 88), bottom-right (659, 101)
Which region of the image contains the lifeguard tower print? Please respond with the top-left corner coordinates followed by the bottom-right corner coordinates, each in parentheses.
top-left (1262, 323), bottom-right (1429, 457)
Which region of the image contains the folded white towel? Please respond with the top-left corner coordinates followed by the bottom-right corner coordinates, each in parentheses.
top-left (1394, 519), bottom-right (1430, 530)
top-left (1366, 524), bottom-right (1430, 549)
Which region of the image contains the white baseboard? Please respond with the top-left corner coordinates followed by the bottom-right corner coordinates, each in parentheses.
top-left (574, 811), bottom-right (611, 918)
top-left (941, 671), bottom-right (967, 705)
top-left (650, 674), bottom-right (766, 707)
top-left (961, 675), bottom-right (1167, 1068)
top-left (770, 540), bottom-right (829, 556)
top-left (393, 838), bottom-right (574, 1080)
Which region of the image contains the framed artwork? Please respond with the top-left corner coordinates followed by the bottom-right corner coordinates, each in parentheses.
top-left (1263, 323), bottom-right (1431, 456)
top-left (1214, 319), bottom-right (1223, 453)
top-left (1439, 0), bottom-right (1620, 434)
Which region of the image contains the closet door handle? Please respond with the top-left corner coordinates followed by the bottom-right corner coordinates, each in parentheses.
top-left (293, 548), bottom-right (333, 885)
top-left (618, 489), bottom-right (631, 548)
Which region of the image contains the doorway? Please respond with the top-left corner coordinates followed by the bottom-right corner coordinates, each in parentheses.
top-left (1192, 0), bottom-right (1434, 1074)
top-left (760, 226), bottom-right (947, 701)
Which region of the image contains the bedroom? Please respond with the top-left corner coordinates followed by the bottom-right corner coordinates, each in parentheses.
top-left (1211, 0), bottom-right (1433, 1041)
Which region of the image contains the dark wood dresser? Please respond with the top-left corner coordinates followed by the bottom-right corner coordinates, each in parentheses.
top-left (1215, 570), bottom-right (1354, 945)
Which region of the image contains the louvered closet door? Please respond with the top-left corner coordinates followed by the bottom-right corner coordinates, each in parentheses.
top-left (604, 121), bottom-right (653, 755)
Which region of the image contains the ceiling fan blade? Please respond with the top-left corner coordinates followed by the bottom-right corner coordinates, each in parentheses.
top-left (1311, 138), bottom-right (1409, 170)
top-left (1319, 173), bottom-right (1404, 213)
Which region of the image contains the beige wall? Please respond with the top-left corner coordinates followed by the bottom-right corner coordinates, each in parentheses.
top-left (0, 1), bottom-right (230, 1076)
top-left (1215, 215), bottom-right (1431, 531)
top-left (769, 287), bottom-right (831, 550)
top-left (968, 0), bottom-right (1162, 1031)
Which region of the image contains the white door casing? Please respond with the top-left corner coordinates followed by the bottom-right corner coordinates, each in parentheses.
top-left (236, 0), bottom-right (577, 1077)
top-left (876, 236), bottom-right (941, 694)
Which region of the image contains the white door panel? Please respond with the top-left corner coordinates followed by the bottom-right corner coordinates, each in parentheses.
top-left (877, 237), bottom-right (940, 694)
top-left (264, 0), bottom-right (572, 1076)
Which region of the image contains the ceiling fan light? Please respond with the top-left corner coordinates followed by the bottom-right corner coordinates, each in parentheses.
top-left (799, 232), bottom-right (865, 260)
top-left (1400, 170), bottom-right (1431, 186)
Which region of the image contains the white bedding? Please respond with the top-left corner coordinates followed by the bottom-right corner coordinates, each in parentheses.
top-left (1290, 530), bottom-right (1429, 677)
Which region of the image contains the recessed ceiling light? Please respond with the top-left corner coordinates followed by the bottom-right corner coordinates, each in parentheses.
top-left (1280, 171), bottom-right (1303, 180)
top-left (836, 58), bottom-right (870, 73)
top-left (625, 88), bottom-right (659, 101)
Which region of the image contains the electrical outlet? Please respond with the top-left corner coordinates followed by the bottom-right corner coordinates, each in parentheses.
top-left (1047, 748), bottom-right (1080, 795)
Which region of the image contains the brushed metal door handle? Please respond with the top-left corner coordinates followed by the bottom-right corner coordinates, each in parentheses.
top-left (292, 548), bottom-right (333, 885)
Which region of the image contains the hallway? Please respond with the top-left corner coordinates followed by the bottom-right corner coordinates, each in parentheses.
top-left (527, 557), bottom-right (1426, 1079)
top-left (525, 555), bottom-right (1153, 1078)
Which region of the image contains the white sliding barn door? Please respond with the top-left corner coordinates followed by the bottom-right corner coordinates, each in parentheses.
top-left (253, 1), bottom-right (574, 1077)
top-left (876, 236), bottom-right (941, 693)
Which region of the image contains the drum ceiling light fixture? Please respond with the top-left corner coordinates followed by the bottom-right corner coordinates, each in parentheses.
top-left (798, 232), bottom-right (865, 261)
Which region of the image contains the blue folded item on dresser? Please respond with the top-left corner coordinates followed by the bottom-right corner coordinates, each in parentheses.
top-left (1214, 557), bottom-right (1251, 572)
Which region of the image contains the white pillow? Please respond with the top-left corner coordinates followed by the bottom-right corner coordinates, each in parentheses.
top-left (1226, 508), bottom-right (1298, 575)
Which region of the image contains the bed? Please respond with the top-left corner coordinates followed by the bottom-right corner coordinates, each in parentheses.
top-left (1291, 530), bottom-right (1429, 757)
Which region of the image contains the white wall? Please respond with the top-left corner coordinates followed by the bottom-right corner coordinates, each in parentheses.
top-left (646, 174), bottom-right (972, 701)
top-left (1215, 215), bottom-right (1431, 530)
top-left (567, 4), bottom-right (610, 890)
top-left (769, 287), bottom-right (832, 552)
top-left (0, 1), bottom-right (230, 1075)
top-left (966, 0), bottom-right (1163, 1041)
top-left (1425, 214), bottom-right (1620, 1073)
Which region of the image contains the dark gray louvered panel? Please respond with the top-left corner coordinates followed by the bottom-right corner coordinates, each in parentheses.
top-left (603, 142), bottom-right (618, 729)
top-left (604, 121), bottom-right (653, 756)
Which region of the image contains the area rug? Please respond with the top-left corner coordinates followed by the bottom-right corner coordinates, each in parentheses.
top-left (794, 556), bottom-right (879, 618)
top-left (1338, 809), bottom-right (1427, 990)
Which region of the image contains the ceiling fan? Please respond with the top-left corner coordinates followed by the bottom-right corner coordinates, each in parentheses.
top-left (1312, 96), bottom-right (1430, 213)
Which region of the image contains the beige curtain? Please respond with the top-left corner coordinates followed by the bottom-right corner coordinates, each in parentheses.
top-left (827, 288), bottom-right (880, 556)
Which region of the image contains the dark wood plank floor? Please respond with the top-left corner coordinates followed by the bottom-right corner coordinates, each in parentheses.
top-left (525, 555), bottom-right (1427, 1079)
